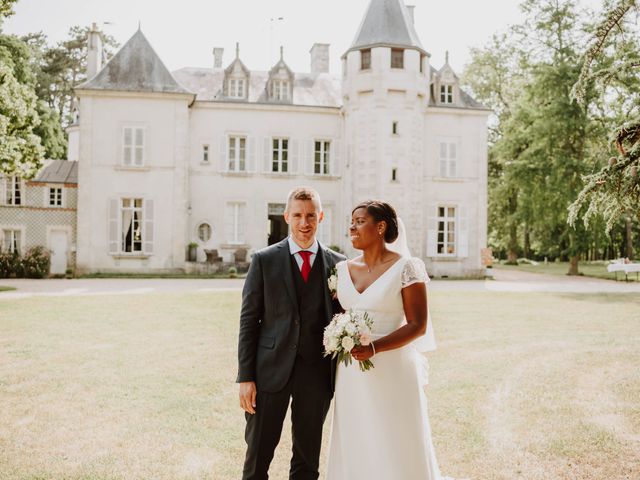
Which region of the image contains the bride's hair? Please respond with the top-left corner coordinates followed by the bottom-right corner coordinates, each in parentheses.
top-left (352, 200), bottom-right (399, 243)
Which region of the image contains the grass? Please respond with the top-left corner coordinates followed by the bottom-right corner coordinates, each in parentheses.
top-left (494, 261), bottom-right (640, 282)
top-left (0, 286), bottom-right (16, 292)
top-left (0, 291), bottom-right (638, 479)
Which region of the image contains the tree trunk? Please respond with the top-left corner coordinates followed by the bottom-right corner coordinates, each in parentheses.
top-left (568, 255), bottom-right (580, 275)
top-left (524, 224), bottom-right (531, 259)
top-left (507, 221), bottom-right (519, 265)
top-left (625, 216), bottom-right (634, 260)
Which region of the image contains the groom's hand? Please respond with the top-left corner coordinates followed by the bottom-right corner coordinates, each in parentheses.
top-left (239, 382), bottom-right (257, 414)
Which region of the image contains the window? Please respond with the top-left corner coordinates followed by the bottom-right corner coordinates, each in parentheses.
top-left (198, 223), bottom-right (212, 242)
top-left (202, 145), bottom-right (209, 163)
top-left (3, 177), bottom-right (21, 205)
top-left (314, 141), bottom-right (331, 175)
top-left (272, 138), bottom-right (289, 173)
top-left (420, 54), bottom-right (425, 73)
top-left (271, 80), bottom-right (290, 101)
top-left (437, 206), bottom-right (456, 256)
top-left (225, 202), bottom-right (246, 244)
top-left (121, 198), bottom-right (143, 253)
top-left (49, 187), bottom-right (63, 207)
top-left (228, 136), bottom-right (247, 172)
top-left (392, 168), bottom-right (398, 182)
top-left (361, 49), bottom-right (371, 70)
top-left (439, 142), bottom-right (457, 177)
top-left (2, 229), bottom-right (21, 254)
top-left (440, 84), bottom-right (453, 103)
top-left (391, 49), bottom-right (404, 69)
top-left (392, 121), bottom-right (398, 135)
top-left (123, 127), bottom-right (144, 166)
top-left (228, 78), bottom-right (246, 98)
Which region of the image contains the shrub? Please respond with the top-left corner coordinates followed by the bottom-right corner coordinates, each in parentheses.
top-left (0, 251), bottom-right (21, 278)
top-left (21, 246), bottom-right (51, 279)
top-left (228, 266), bottom-right (238, 278)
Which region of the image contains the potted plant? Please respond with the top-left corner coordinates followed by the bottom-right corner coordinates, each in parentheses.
top-left (187, 242), bottom-right (198, 262)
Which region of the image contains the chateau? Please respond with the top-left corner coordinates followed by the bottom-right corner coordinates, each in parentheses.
top-left (66, 0), bottom-right (489, 276)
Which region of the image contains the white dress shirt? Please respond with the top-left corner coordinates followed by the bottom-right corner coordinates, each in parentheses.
top-left (288, 236), bottom-right (319, 270)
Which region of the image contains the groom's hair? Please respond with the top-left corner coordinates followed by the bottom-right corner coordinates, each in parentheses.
top-left (285, 187), bottom-right (323, 213)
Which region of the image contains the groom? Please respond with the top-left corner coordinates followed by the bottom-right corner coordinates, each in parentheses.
top-left (237, 186), bottom-right (345, 480)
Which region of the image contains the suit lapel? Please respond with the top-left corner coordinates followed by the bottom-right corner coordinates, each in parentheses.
top-left (278, 239), bottom-right (299, 311)
top-left (318, 242), bottom-right (334, 323)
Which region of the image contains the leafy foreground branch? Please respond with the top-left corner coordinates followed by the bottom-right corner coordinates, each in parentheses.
top-left (569, 0), bottom-right (640, 231)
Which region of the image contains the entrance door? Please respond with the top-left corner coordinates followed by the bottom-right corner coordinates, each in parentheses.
top-left (268, 203), bottom-right (288, 246)
top-left (50, 230), bottom-right (68, 274)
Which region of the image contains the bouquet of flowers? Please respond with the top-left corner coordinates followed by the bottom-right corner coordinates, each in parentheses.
top-left (323, 309), bottom-right (375, 371)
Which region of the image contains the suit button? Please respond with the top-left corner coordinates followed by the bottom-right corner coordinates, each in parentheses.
top-left (292, 344), bottom-right (297, 349)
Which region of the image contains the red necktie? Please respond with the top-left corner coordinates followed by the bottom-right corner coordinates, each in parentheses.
top-left (298, 251), bottom-right (312, 282)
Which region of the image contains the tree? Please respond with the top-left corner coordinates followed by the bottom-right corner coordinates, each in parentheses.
top-left (465, 0), bottom-right (600, 274)
top-left (569, 0), bottom-right (639, 234)
top-left (0, 2), bottom-right (44, 176)
top-left (27, 25), bottom-right (119, 126)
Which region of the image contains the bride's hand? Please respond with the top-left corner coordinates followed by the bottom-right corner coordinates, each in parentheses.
top-left (351, 344), bottom-right (374, 362)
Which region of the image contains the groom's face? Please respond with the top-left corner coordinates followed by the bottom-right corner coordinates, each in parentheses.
top-left (285, 199), bottom-right (323, 248)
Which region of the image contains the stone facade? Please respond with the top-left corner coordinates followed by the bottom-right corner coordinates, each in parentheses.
top-left (0, 162), bottom-right (78, 274)
top-left (72, 0), bottom-right (490, 277)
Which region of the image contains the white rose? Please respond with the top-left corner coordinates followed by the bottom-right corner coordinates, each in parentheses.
top-left (345, 322), bottom-right (356, 335)
top-left (328, 275), bottom-right (338, 291)
top-left (341, 336), bottom-right (355, 352)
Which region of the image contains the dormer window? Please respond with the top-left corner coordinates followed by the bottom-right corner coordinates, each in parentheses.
top-left (228, 78), bottom-right (246, 99)
top-left (361, 49), bottom-right (371, 70)
top-left (267, 47), bottom-right (294, 103)
top-left (391, 49), bottom-right (404, 69)
top-left (440, 84), bottom-right (453, 103)
top-left (271, 80), bottom-right (290, 101)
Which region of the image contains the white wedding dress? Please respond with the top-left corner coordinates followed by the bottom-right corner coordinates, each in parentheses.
top-left (326, 256), bottom-right (449, 480)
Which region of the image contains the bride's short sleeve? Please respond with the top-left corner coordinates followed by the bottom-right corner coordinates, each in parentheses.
top-left (401, 257), bottom-right (430, 288)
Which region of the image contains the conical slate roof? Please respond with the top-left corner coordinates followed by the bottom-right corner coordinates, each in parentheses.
top-left (78, 29), bottom-right (193, 95)
top-left (345, 0), bottom-right (426, 56)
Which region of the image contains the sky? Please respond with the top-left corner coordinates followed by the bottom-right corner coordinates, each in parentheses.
top-left (4, 0), bottom-right (604, 75)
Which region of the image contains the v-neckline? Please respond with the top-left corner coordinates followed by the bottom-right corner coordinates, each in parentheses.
top-left (345, 257), bottom-right (405, 295)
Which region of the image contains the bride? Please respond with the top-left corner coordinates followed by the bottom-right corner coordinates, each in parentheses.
top-left (326, 200), bottom-right (448, 480)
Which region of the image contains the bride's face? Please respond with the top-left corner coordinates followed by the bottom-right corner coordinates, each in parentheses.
top-left (350, 208), bottom-right (384, 250)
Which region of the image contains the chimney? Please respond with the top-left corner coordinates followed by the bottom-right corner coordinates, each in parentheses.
top-left (86, 22), bottom-right (103, 79)
top-left (406, 5), bottom-right (415, 24)
top-left (213, 47), bottom-right (224, 69)
top-left (310, 43), bottom-right (330, 74)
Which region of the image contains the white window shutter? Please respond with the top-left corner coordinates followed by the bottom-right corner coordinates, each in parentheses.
top-left (304, 140), bottom-right (314, 175)
top-left (331, 140), bottom-right (341, 176)
top-left (289, 139), bottom-right (299, 174)
top-left (426, 204), bottom-right (437, 257)
top-left (144, 199), bottom-right (154, 254)
top-left (219, 135), bottom-right (228, 172)
top-left (263, 137), bottom-right (271, 173)
top-left (108, 198), bottom-right (119, 254)
top-left (247, 137), bottom-right (256, 172)
top-left (0, 176), bottom-right (5, 205)
top-left (224, 203), bottom-right (234, 243)
top-left (458, 206), bottom-right (469, 258)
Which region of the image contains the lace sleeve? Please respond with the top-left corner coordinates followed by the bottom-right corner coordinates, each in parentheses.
top-left (401, 257), bottom-right (430, 288)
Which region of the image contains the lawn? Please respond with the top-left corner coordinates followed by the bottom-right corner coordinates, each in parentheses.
top-left (0, 290), bottom-right (638, 480)
top-left (494, 261), bottom-right (639, 282)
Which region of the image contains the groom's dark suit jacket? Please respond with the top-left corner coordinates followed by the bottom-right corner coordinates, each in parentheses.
top-left (237, 238), bottom-right (345, 393)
